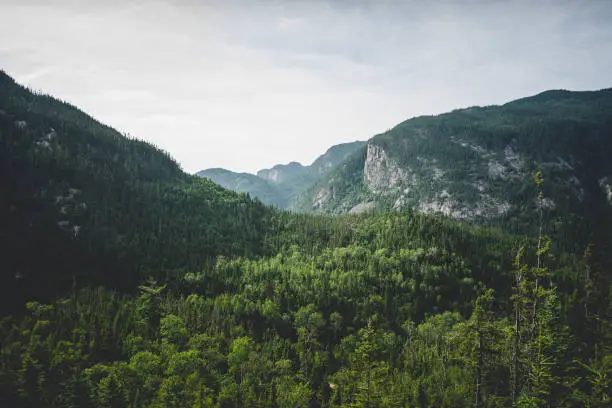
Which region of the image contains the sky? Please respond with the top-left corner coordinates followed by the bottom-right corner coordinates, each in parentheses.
top-left (1, 0), bottom-right (612, 174)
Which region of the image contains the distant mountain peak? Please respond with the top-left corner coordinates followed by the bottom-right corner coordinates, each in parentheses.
top-left (197, 141), bottom-right (366, 208)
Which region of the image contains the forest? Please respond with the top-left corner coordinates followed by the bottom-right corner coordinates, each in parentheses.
top-left (0, 70), bottom-right (611, 407)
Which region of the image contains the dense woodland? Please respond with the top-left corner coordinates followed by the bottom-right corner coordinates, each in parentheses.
top-left (0, 70), bottom-right (611, 407)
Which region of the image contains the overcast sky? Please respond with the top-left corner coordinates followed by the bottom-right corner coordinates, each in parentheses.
top-left (1, 0), bottom-right (612, 173)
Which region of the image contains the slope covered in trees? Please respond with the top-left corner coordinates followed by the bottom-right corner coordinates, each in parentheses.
top-left (0, 70), bottom-right (272, 311)
top-left (296, 89), bottom-right (612, 242)
top-left (196, 168), bottom-right (287, 208)
top-left (0, 71), bottom-right (611, 407)
top-left (2, 208), bottom-right (611, 407)
top-left (197, 141), bottom-right (366, 209)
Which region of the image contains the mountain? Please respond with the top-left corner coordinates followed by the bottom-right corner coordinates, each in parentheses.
top-left (196, 168), bottom-right (286, 207)
top-left (296, 88), bottom-right (612, 239)
top-left (0, 70), bottom-right (273, 311)
top-left (257, 141), bottom-right (368, 182)
top-left (309, 141), bottom-right (369, 175)
top-left (1, 71), bottom-right (611, 407)
top-left (197, 141), bottom-right (366, 208)
top-left (257, 161), bottom-right (309, 184)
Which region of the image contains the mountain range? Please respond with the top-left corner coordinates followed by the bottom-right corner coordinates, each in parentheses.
top-left (199, 88), bottom-right (612, 243)
top-left (197, 141), bottom-right (366, 209)
top-left (1, 69), bottom-right (611, 407)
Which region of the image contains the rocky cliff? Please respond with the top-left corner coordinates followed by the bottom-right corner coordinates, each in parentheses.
top-left (295, 88), bottom-right (612, 240)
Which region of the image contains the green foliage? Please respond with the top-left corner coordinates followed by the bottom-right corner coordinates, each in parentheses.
top-left (0, 71), bottom-right (611, 407)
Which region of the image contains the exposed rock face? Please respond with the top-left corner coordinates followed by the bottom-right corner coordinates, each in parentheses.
top-left (312, 187), bottom-right (332, 210)
top-left (540, 197), bottom-right (556, 210)
top-left (504, 146), bottom-right (524, 173)
top-left (488, 160), bottom-right (507, 179)
top-left (257, 162), bottom-right (307, 184)
top-left (486, 146), bottom-right (525, 180)
top-left (35, 128), bottom-right (58, 151)
top-left (364, 144), bottom-right (410, 193)
top-left (54, 185), bottom-right (87, 238)
top-left (417, 193), bottom-right (511, 219)
top-left (257, 168), bottom-right (282, 183)
top-left (599, 177), bottom-right (612, 205)
top-left (359, 141), bottom-right (516, 218)
top-left (349, 201), bottom-right (376, 214)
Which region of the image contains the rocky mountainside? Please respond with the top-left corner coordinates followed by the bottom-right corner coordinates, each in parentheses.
top-left (295, 88), bottom-right (612, 240)
top-left (2, 70), bottom-right (612, 408)
top-left (257, 161), bottom-right (309, 184)
top-left (197, 141), bottom-right (366, 208)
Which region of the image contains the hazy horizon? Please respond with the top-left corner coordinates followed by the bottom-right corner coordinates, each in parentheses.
top-left (2, 0), bottom-right (611, 174)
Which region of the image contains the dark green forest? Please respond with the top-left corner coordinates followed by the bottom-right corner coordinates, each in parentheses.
top-left (0, 70), bottom-right (611, 407)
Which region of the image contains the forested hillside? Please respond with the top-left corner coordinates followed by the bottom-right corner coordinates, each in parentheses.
top-left (0, 71), bottom-right (611, 407)
top-left (297, 89), bottom-right (612, 241)
top-left (196, 168), bottom-right (286, 208)
top-left (0, 70), bottom-right (272, 311)
top-left (198, 141), bottom-right (366, 209)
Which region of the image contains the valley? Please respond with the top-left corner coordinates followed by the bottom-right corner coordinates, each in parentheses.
top-left (0, 70), bottom-right (611, 407)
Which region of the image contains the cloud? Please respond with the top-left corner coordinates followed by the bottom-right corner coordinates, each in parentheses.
top-left (0, 0), bottom-right (611, 173)
top-left (277, 16), bottom-right (304, 31)
top-left (98, 89), bottom-right (157, 102)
